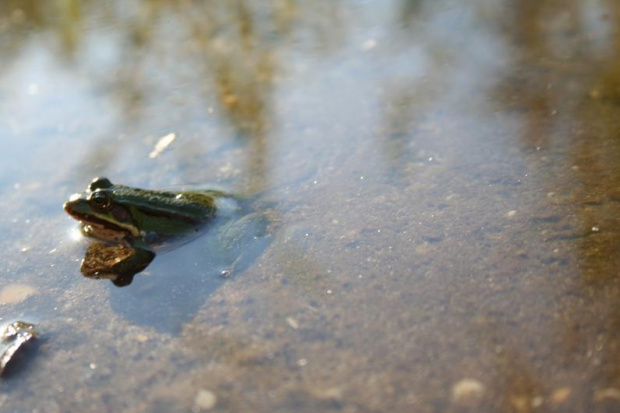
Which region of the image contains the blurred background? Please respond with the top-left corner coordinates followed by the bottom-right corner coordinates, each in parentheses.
top-left (1, 0), bottom-right (620, 412)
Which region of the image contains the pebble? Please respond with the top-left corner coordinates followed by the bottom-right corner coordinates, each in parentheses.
top-left (451, 378), bottom-right (485, 404)
top-left (550, 387), bottom-right (571, 404)
top-left (286, 317), bottom-right (299, 330)
top-left (194, 389), bottom-right (217, 410)
top-left (135, 334), bottom-right (149, 342)
top-left (509, 396), bottom-right (529, 412)
top-left (594, 388), bottom-right (620, 401)
top-left (313, 387), bottom-right (342, 399)
top-left (0, 284), bottom-right (38, 305)
top-left (531, 396), bottom-right (544, 407)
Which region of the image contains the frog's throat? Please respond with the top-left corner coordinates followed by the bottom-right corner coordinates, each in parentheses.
top-left (68, 210), bottom-right (137, 238)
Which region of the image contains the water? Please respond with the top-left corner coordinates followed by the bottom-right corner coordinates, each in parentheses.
top-left (1, 0), bottom-right (620, 411)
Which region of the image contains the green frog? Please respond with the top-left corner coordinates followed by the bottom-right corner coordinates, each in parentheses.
top-left (64, 177), bottom-right (270, 286)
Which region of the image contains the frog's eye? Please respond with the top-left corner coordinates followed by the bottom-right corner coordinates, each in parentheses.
top-left (89, 191), bottom-right (112, 211)
top-left (89, 177), bottom-right (113, 191)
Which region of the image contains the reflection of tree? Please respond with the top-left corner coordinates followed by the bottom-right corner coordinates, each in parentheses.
top-left (491, 0), bottom-right (620, 283)
top-left (491, 0), bottom-right (558, 150)
top-left (378, 0), bottom-right (452, 181)
top-left (492, 0), bottom-right (620, 408)
top-left (1, 0), bottom-right (345, 191)
top-left (575, 1), bottom-right (620, 286)
top-left (0, 0), bottom-right (84, 61)
top-left (379, 79), bottom-right (444, 181)
top-left (383, 0), bottom-right (620, 407)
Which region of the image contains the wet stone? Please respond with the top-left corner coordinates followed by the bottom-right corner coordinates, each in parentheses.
top-left (0, 284), bottom-right (38, 305)
top-left (0, 321), bottom-right (37, 375)
top-left (509, 396), bottom-right (530, 413)
top-left (550, 387), bottom-right (571, 404)
top-left (194, 389), bottom-right (217, 411)
top-left (451, 378), bottom-right (485, 404)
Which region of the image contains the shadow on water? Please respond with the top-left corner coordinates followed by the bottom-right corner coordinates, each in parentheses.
top-left (100, 221), bottom-right (273, 334)
top-left (104, 241), bottom-right (227, 335)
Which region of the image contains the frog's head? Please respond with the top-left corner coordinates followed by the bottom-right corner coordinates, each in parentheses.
top-left (64, 177), bottom-right (139, 241)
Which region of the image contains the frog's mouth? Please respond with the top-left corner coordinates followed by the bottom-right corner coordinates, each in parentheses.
top-left (64, 203), bottom-right (130, 236)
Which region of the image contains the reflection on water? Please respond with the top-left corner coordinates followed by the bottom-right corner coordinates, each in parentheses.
top-left (2, 0), bottom-right (620, 412)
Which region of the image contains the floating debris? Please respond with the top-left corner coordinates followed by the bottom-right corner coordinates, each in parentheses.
top-left (0, 321), bottom-right (37, 375)
top-left (149, 133), bottom-right (176, 159)
top-left (286, 317), bottom-right (299, 330)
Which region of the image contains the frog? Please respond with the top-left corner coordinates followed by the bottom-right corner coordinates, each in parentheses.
top-left (64, 177), bottom-right (270, 286)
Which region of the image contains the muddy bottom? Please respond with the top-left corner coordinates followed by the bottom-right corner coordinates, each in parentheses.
top-left (0, 1), bottom-right (619, 412)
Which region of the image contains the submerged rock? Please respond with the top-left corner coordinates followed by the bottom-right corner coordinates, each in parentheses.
top-left (0, 321), bottom-right (37, 375)
top-left (451, 378), bottom-right (485, 404)
top-left (0, 284), bottom-right (38, 305)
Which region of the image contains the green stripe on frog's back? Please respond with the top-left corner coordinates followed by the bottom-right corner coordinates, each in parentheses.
top-left (112, 186), bottom-right (218, 238)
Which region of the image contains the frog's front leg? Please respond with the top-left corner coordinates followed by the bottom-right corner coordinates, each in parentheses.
top-left (80, 242), bottom-right (156, 287)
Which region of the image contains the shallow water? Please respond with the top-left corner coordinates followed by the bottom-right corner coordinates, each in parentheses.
top-left (1, 0), bottom-right (620, 412)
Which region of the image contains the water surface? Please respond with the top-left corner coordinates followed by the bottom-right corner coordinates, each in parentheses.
top-left (1, 1), bottom-right (620, 412)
